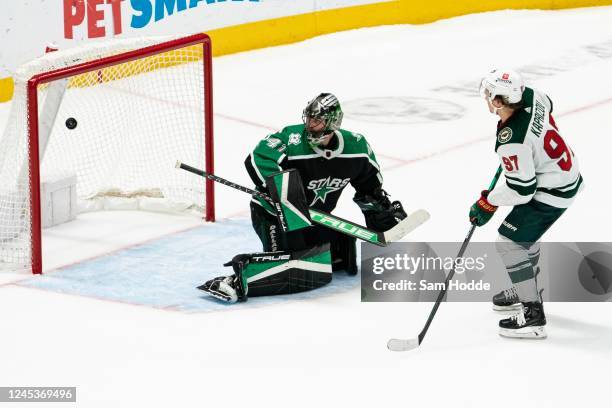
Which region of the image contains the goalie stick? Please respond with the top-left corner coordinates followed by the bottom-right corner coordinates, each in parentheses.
top-left (176, 161), bottom-right (429, 246)
top-left (387, 166), bottom-right (502, 351)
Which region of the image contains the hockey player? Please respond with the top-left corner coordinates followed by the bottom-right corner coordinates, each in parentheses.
top-left (199, 93), bottom-right (407, 303)
top-left (469, 69), bottom-right (583, 339)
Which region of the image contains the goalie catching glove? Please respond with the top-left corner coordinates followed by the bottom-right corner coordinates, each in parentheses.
top-left (353, 188), bottom-right (407, 232)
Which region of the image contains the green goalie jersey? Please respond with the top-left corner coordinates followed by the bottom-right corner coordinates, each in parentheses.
top-left (245, 124), bottom-right (383, 214)
top-left (488, 87), bottom-right (583, 209)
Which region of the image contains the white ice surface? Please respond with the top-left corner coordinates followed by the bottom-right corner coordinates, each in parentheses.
top-left (1, 8), bottom-right (612, 408)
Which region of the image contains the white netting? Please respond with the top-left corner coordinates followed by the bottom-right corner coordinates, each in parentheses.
top-left (0, 35), bottom-right (211, 272)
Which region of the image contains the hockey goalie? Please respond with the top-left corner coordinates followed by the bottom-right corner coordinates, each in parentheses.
top-left (199, 93), bottom-right (409, 302)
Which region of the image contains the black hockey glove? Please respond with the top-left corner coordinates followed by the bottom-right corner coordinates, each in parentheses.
top-left (353, 188), bottom-right (407, 232)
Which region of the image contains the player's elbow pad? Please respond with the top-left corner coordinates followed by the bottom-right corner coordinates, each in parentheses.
top-left (489, 190), bottom-right (534, 207)
top-left (513, 193), bottom-right (534, 206)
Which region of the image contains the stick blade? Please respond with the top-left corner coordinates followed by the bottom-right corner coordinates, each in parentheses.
top-left (384, 209), bottom-right (430, 243)
top-left (387, 338), bottom-right (420, 352)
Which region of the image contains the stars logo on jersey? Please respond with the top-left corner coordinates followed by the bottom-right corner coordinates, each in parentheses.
top-left (266, 137), bottom-right (282, 148)
top-left (307, 177), bottom-right (351, 205)
top-left (498, 127), bottom-right (513, 144)
top-left (288, 133), bottom-right (301, 146)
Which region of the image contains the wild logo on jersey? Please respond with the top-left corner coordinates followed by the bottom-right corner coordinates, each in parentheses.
top-left (498, 127), bottom-right (513, 144)
top-left (307, 177), bottom-right (351, 205)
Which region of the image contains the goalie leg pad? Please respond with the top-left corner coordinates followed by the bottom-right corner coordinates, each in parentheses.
top-left (250, 201), bottom-right (282, 252)
top-left (197, 245), bottom-right (333, 302)
top-left (204, 244), bottom-right (332, 301)
top-left (299, 226), bottom-right (358, 275)
top-left (246, 244), bottom-right (333, 297)
top-left (250, 201), bottom-right (312, 251)
top-left (330, 234), bottom-right (357, 275)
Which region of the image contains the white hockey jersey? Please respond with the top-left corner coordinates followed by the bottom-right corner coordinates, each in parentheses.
top-left (488, 87), bottom-right (583, 209)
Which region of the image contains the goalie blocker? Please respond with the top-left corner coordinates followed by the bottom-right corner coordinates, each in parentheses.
top-left (252, 169), bottom-right (359, 274)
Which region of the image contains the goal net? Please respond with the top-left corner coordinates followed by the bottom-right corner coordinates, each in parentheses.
top-left (0, 33), bottom-right (214, 274)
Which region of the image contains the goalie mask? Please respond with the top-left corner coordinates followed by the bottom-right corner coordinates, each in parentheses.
top-left (302, 93), bottom-right (343, 147)
top-left (479, 69), bottom-right (525, 105)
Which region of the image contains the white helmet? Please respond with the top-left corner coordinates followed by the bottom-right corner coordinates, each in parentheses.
top-left (479, 69), bottom-right (524, 104)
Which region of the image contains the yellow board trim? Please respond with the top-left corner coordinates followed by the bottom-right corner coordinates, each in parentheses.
top-left (205, 0), bottom-right (612, 56)
top-left (0, 77), bottom-right (14, 103)
top-left (2, 0), bottom-right (611, 102)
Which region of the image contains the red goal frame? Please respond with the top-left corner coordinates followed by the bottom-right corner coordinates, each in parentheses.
top-left (26, 33), bottom-right (215, 274)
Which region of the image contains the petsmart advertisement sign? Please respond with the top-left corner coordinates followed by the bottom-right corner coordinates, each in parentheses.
top-left (0, 0), bottom-right (386, 78)
top-left (63, 0), bottom-right (263, 39)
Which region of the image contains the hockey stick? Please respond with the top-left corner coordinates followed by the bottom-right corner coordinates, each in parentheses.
top-left (176, 161), bottom-right (429, 246)
top-left (387, 166), bottom-right (503, 351)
